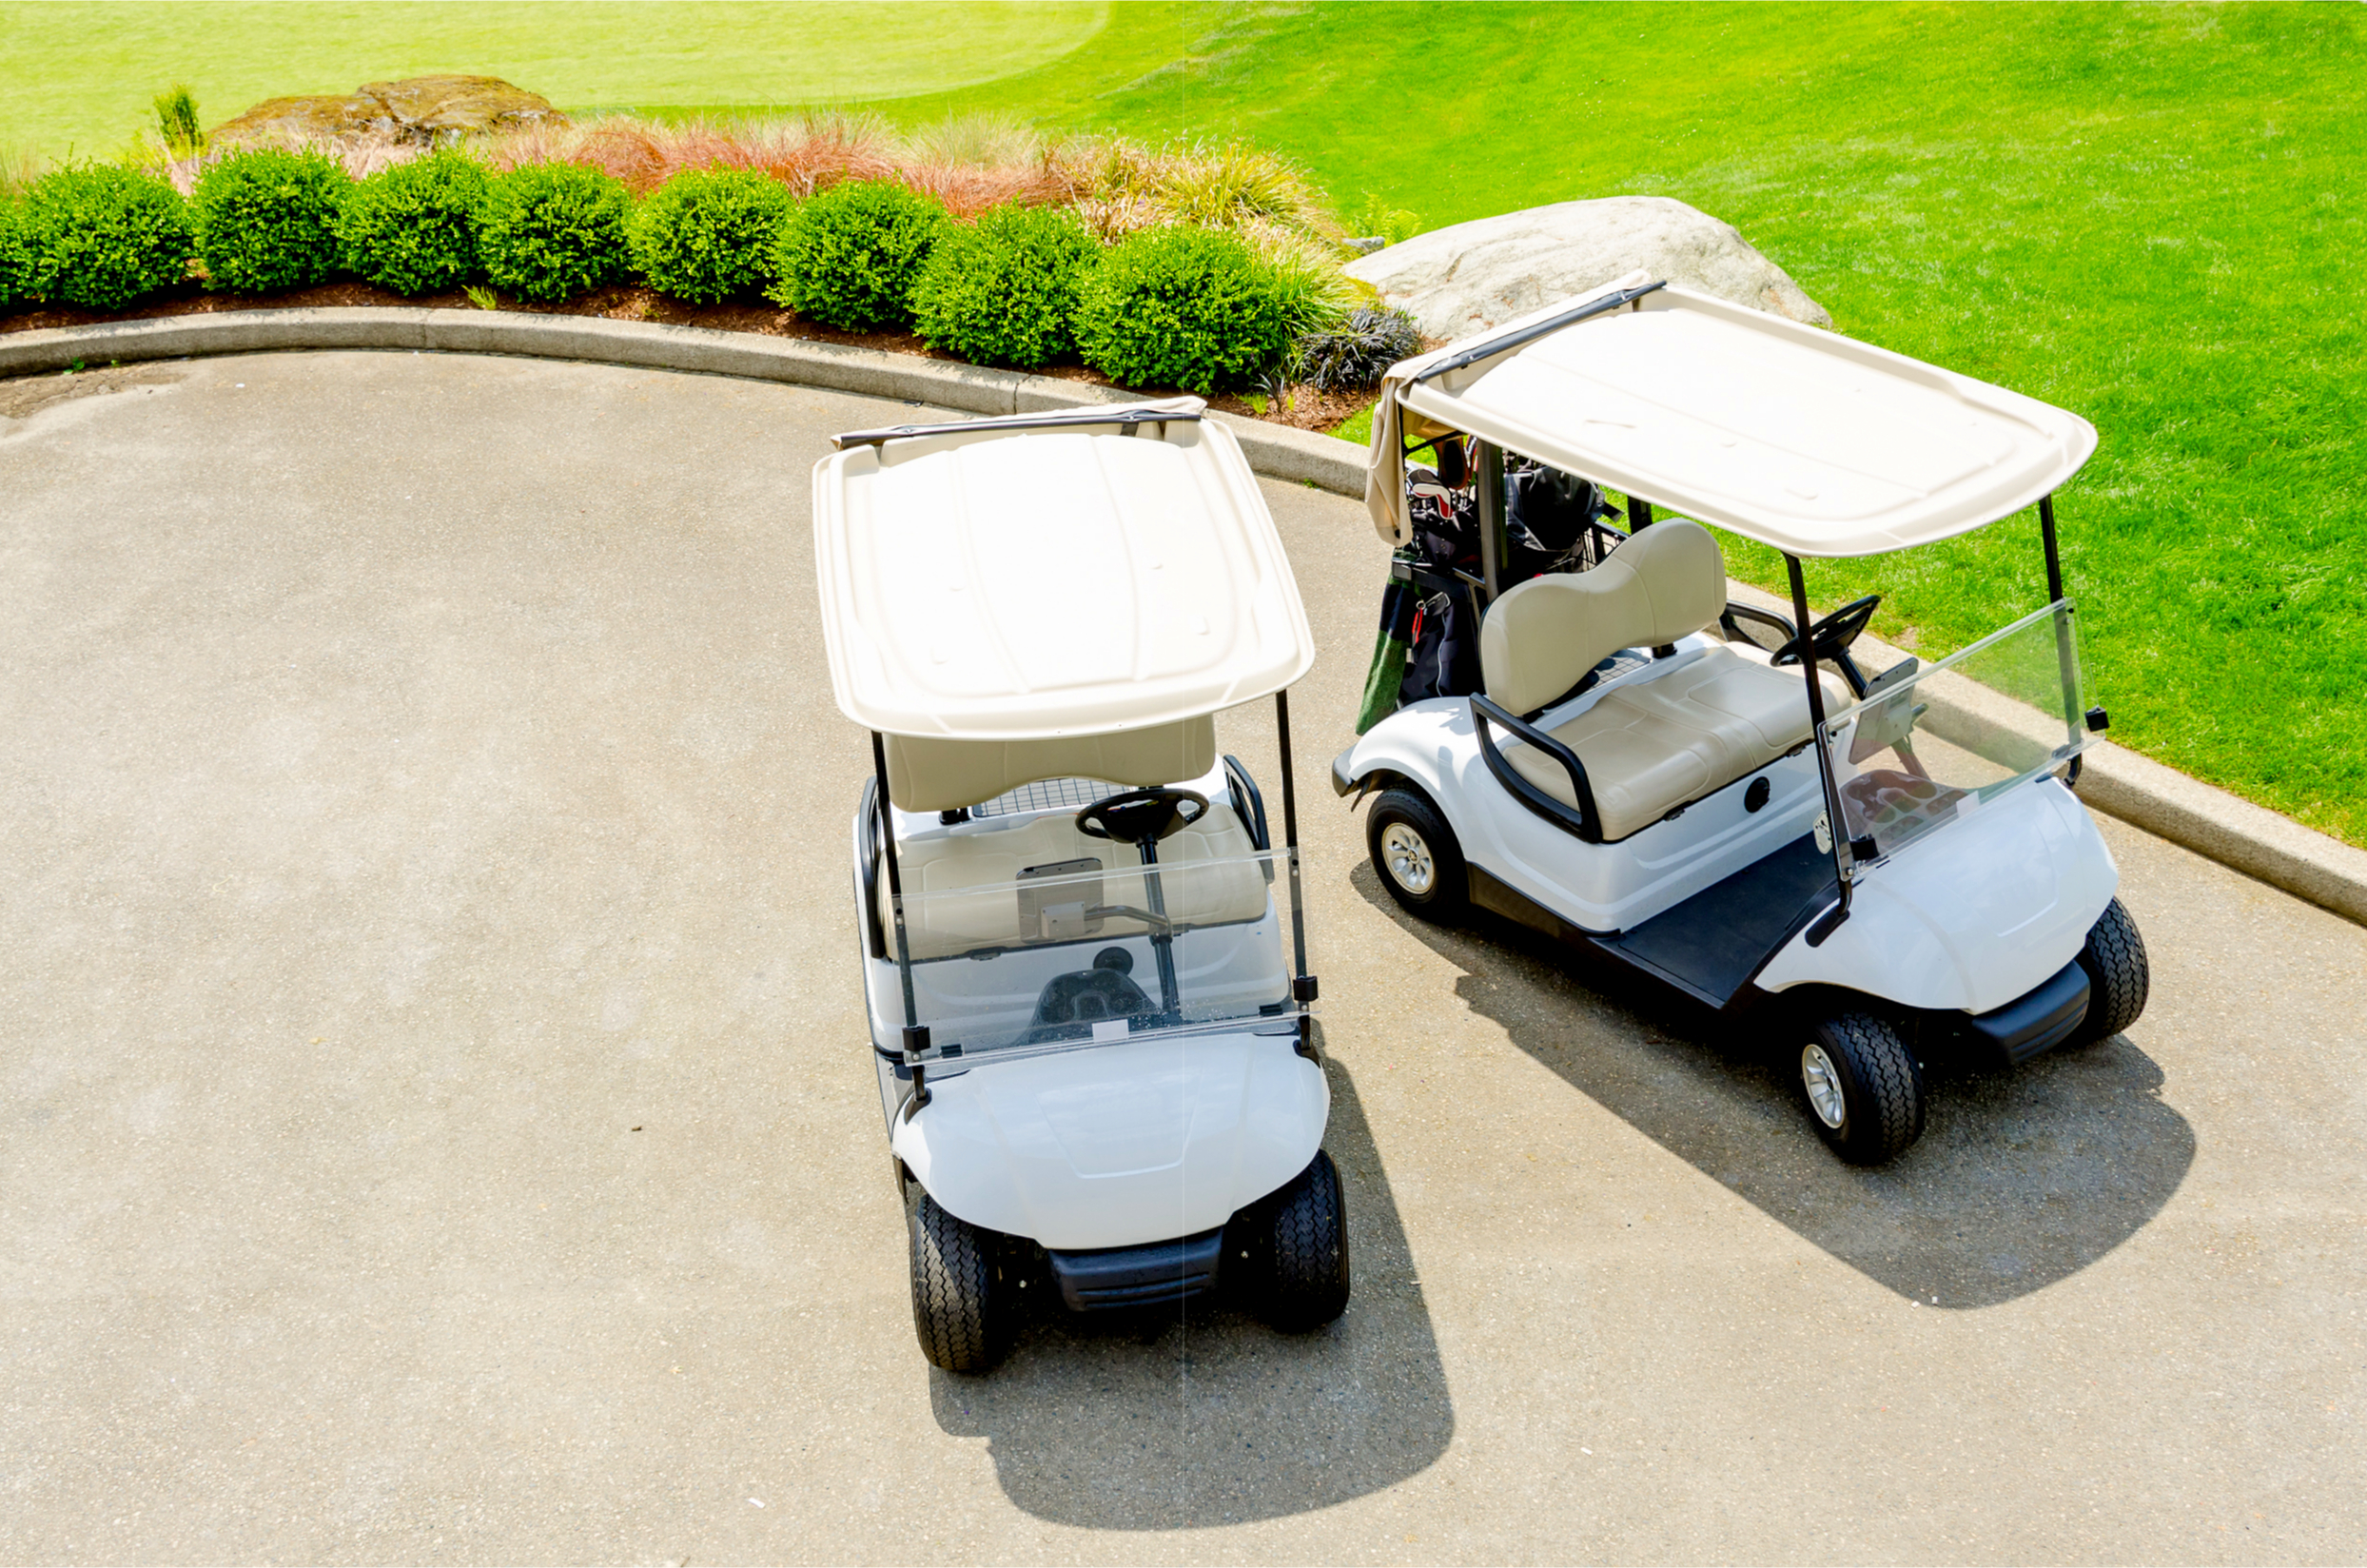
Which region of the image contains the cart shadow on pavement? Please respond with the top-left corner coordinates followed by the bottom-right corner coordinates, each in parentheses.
top-left (1349, 864), bottom-right (2196, 1309)
top-left (928, 1051), bottom-right (1453, 1528)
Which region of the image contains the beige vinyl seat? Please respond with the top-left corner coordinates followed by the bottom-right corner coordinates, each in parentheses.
top-left (876, 719), bottom-right (1269, 961)
top-left (1479, 519), bottom-right (1842, 842)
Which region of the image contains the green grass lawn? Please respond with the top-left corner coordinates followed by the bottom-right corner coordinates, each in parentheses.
top-left (0, 1), bottom-right (1107, 160)
top-left (868, 2), bottom-right (2366, 846)
top-left (8, 2), bottom-right (2360, 842)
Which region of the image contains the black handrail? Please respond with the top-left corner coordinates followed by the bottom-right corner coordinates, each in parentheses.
top-left (1471, 694), bottom-right (1602, 844)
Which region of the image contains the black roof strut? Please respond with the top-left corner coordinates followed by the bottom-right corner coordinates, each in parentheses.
top-left (1409, 280), bottom-right (1667, 388)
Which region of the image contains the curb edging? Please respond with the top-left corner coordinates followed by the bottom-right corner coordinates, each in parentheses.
top-left (5, 306), bottom-right (2357, 926)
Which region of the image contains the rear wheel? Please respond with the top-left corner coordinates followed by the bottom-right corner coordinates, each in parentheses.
top-left (2067, 897), bottom-right (2149, 1046)
top-left (908, 1190), bottom-right (1010, 1373)
top-left (1254, 1150), bottom-right (1351, 1331)
top-left (1799, 1010), bottom-right (1926, 1165)
top-left (1366, 788), bottom-right (1468, 921)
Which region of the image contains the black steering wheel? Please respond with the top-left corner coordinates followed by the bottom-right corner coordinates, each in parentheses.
top-left (1076, 788), bottom-right (1209, 847)
top-left (1770, 594), bottom-right (1881, 671)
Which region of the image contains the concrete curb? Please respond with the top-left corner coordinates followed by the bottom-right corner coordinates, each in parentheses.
top-left (8, 306), bottom-right (2360, 926)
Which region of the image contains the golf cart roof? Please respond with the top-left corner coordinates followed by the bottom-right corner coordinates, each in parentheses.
top-left (813, 400), bottom-right (1316, 741)
top-left (1373, 271), bottom-right (2098, 558)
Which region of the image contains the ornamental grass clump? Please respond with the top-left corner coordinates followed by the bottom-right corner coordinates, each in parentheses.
top-left (629, 167), bottom-right (799, 303)
top-left (1293, 304), bottom-right (1423, 391)
top-left (767, 178), bottom-right (945, 330)
top-left (338, 150), bottom-right (490, 295)
top-left (478, 163), bottom-right (633, 302)
top-left (20, 164), bottom-right (194, 309)
top-left (1072, 225), bottom-right (1291, 395)
top-left (910, 203), bottom-right (1100, 368)
top-left (192, 147), bottom-right (350, 293)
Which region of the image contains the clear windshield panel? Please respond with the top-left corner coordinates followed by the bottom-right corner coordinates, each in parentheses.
top-left (1816, 599), bottom-right (2091, 866)
top-left (876, 849), bottom-right (1301, 1066)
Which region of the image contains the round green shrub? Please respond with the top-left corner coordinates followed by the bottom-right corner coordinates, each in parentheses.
top-left (338, 150), bottom-right (490, 296)
top-left (1072, 226), bottom-right (1291, 394)
top-left (478, 163), bottom-right (633, 303)
top-left (0, 198), bottom-right (28, 310)
top-left (766, 179), bottom-right (944, 330)
top-left (20, 164), bottom-right (194, 310)
top-left (630, 167), bottom-right (798, 304)
top-left (192, 147), bottom-right (351, 293)
top-left (910, 203), bottom-right (1101, 368)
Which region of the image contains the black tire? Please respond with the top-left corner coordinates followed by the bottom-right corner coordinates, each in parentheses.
top-left (1366, 787), bottom-right (1468, 921)
top-left (908, 1190), bottom-right (1009, 1374)
top-left (1798, 1010), bottom-right (1927, 1165)
top-left (2067, 896), bottom-right (2149, 1046)
top-left (1256, 1149), bottom-right (1351, 1332)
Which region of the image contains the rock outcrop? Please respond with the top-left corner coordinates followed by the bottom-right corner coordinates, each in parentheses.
top-left (1345, 196), bottom-right (1831, 338)
top-left (208, 76), bottom-right (569, 150)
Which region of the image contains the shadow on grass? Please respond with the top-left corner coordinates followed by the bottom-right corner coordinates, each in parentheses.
top-left (929, 1049), bottom-right (1452, 1528)
top-left (1346, 861), bottom-right (2195, 1310)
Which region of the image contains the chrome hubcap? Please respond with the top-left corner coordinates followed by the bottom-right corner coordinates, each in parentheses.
top-left (1802, 1043), bottom-right (1847, 1128)
top-left (1380, 822), bottom-right (1434, 894)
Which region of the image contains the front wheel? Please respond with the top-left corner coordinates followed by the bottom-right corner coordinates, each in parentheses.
top-left (1798, 1010), bottom-right (1927, 1165)
top-left (908, 1190), bottom-right (1010, 1373)
top-left (1366, 787), bottom-right (1468, 921)
top-left (2067, 897), bottom-right (2149, 1046)
top-left (1253, 1150), bottom-right (1351, 1331)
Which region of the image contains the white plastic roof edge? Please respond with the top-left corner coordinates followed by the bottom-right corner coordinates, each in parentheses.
top-left (813, 409), bottom-right (1316, 741)
top-left (1366, 275), bottom-right (2099, 559)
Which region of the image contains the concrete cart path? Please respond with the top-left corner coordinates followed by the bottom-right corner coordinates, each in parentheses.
top-left (2, 352), bottom-right (2359, 1564)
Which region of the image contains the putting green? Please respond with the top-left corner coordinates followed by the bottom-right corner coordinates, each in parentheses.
top-left (0, 1), bottom-right (1109, 160)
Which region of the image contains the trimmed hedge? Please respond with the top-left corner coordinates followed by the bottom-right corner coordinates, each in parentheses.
top-left (910, 203), bottom-right (1100, 368)
top-left (478, 163), bottom-right (632, 302)
top-left (1072, 226), bottom-right (1290, 394)
top-left (339, 150), bottom-right (490, 296)
top-left (767, 178), bottom-right (944, 330)
top-left (0, 198), bottom-right (26, 309)
top-left (631, 167), bottom-right (798, 304)
top-left (193, 147), bottom-right (351, 294)
top-left (20, 164), bottom-right (194, 310)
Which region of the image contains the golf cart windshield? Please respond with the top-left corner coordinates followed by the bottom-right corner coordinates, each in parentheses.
top-left (877, 839), bottom-right (1304, 1068)
top-left (1818, 599), bottom-right (2096, 866)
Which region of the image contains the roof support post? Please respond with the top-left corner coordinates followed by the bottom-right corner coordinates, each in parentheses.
top-left (2039, 493), bottom-right (2085, 786)
top-left (871, 731), bottom-right (929, 1105)
top-left (1786, 555), bottom-right (1855, 944)
top-left (1475, 440), bottom-right (1507, 604)
top-left (1275, 690), bottom-right (1319, 1056)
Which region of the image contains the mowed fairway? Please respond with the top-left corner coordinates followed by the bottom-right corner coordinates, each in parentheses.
top-left (0, 0), bottom-right (1107, 159)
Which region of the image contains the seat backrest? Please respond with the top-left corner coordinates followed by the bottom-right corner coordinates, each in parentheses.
top-left (882, 716), bottom-right (1218, 813)
top-left (1479, 519), bottom-right (1727, 715)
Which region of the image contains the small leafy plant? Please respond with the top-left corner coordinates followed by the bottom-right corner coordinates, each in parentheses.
top-left (910, 203), bottom-right (1101, 367)
top-left (20, 163), bottom-right (194, 309)
top-left (338, 149), bottom-right (490, 295)
top-left (767, 178), bottom-right (945, 329)
top-left (1293, 304), bottom-right (1422, 391)
top-left (192, 147), bottom-right (350, 293)
top-left (629, 167), bottom-right (798, 303)
top-left (1072, 225), bottom-right (1291, 394)
top-left (477, 162), bottom-right (633, 302)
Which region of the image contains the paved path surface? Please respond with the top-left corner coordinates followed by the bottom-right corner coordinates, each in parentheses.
top-left (3, 352), bottom-right (2361, 1564)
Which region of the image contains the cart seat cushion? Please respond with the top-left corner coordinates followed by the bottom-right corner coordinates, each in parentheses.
top-left (884, 801), bottom-right (1267, 960)
top-left (1481, 519), bottom-right (1727, 716)
top-left (882, 717), bottom-right (1217, 814)
top-left (1502, 645), bottom-right (1837, 840)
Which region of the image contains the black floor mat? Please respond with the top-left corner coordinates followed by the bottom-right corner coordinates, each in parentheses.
top-left (1601, 833), bottom-right (1840, 1009)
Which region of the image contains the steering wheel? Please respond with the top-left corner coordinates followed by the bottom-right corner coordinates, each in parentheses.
top-left (1770, 595), bottom-right (1881, 671)
top-left (1076, 788), bottom-right (1209, 847)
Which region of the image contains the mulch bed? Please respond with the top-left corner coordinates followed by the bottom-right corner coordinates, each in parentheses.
top-left (0, 282), bottom-right (1372, 435)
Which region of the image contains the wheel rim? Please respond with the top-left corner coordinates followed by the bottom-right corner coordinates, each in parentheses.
top-left (1380, 822), bottom-right (1434, 894)
top-left (1802, 1043), bottom-right (1847, 1128)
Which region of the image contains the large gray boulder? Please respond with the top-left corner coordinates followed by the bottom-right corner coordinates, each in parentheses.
top-left (1347, 196), bottom-right (1831, 338)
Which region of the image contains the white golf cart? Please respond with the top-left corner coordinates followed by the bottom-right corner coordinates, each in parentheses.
top-left (815, 399), bottom-right (1347, 1373)
top-left (1335, 273), bottom-right (2150, 1164)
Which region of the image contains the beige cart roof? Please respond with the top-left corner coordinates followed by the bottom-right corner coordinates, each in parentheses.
top-left (1370, 274), bottom-right (2098, 558)
top-left (813, 402), bottom-right (1316, 740)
